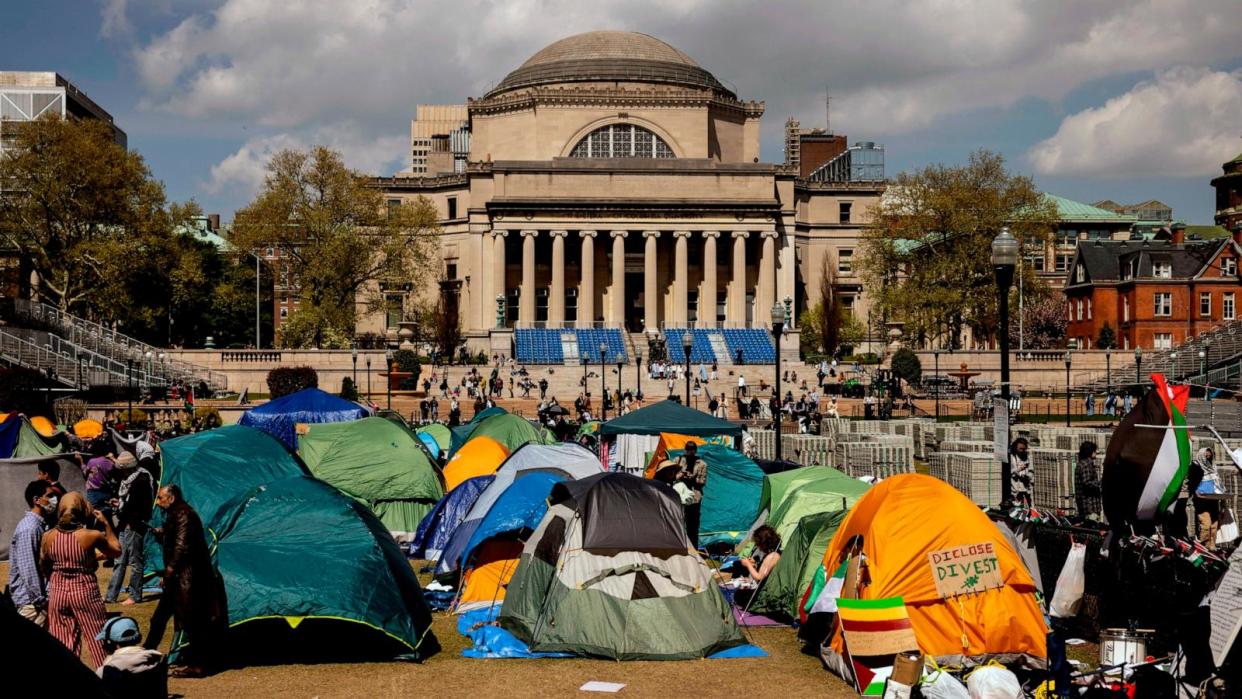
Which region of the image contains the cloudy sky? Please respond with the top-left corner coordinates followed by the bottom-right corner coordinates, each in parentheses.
top-left (4, 0), bottom-right (1241, 222)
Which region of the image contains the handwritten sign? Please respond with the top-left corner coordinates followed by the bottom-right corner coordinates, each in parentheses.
top-left (929, 542), bottom-right (1003, 598)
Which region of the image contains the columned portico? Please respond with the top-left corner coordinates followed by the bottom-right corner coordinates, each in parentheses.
top-left (673, 231), bottom-right (691, 326)
top-left (757, 231), bottom-right (778, 319)
top-left (643, 231), bottom-right (661, 332)
top-left (492, 230), bottom-right (508, 321)
top-left (579, 231), bottom-right (596, 327)
top-left (519, 230), bottom-right (537, 325)
top-left (702, 231), bottom-right (719, 328)
top-left (549, 230), bottom-right (568, 324)
top-left (610, 231), bottom-right (626, 326)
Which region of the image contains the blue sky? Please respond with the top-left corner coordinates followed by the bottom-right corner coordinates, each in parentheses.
top-left (4, 0), bottom-right (1240, 223)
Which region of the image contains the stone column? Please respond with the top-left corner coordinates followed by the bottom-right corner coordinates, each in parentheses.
top-left (579, 231), bottom-right (596, 327)
top-left (492, 230), bottom-right (508, 306)
top-left (731, 231), bottom-right (748, 325)
top-left (643, 231), bottom-right (661, 332)
top-left (610, 231), bottom-right (626, 327)
top-left (758, 231), bottom-right (777, 323)
top-left (702, 231), bottom-right (719, 328)
top-left (549, 230), bottom-right (567, 326)
top-left (673, 231), bottom-right (691, 326)
top-left (519, 230), bottom-right (537, 326)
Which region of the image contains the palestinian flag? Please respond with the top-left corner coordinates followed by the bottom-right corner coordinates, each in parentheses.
top-left (836, 597), bottom-right (918, 696)
top-left (1101, 373), bottom-right (1191, 527)
top-left (801, 558), bottom-right (848, 622)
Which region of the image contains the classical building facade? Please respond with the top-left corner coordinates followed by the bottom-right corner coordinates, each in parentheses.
top-left (364, 31), bottom-right (884, 358)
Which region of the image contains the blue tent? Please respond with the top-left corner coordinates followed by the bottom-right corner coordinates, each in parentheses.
top-left (0, 415), bottom-right (19, 459)
top-left (411, 475), bottom-right (494, 562)
top-left (238, 388), bottom-right (369, 450)
top-left (459, 471), bottom-right (564, 569)
top-left (417, 432), bottom-right (441, 460)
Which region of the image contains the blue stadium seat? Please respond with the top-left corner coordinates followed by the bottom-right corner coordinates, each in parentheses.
top-left (663, 328), bottom-right (716, 364)
top-left (514, 328), bottom-right (565, 363)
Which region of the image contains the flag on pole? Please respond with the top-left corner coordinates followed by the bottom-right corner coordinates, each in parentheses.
top-left (801, 558), bottom-right (848, 622)
top-left (836, 596), bottom-right (918, 696)
top-left (1102, 373), bottom-right (1191, 527)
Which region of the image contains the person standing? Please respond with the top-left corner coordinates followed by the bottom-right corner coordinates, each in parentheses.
top-left (673, 442), bottom-right (707, 548)
top-left (37, 460), bottom-right (67, 498)
top-left (146, 485), bottom-right (228, 677)
top-left (83, 454), bottom-right (117, 510)
top-left (8, 480), bottom-right (56, 626)
top-left (1192, 447), bottom-right (1222, 550)
top-left (41, 492), bottom-right (120, 668)
top-left (1074, 441), bottom-right (1102, 520)
top-left (1008, 437), bottom-right (1033, 507)
top-left (104, 454), bottom-right (155, 605)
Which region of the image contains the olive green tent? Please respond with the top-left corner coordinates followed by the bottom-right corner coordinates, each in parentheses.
top-left (760, 466), bottom-right (870, 545)
top-left (12, 417), bottom-right (65, 458)
top-left (298, 417), bottom-right (444, 542)
top-left (208, 475), bottom-right (440, 662)
top-left (749, 511), bottom-right (845, 619)
top-left (417, 423), bottom-right (452, 452)
top-left (451, 412), bottom-right (556, 456)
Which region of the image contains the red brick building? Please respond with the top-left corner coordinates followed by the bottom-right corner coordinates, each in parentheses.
top-left (1064, 227), bottom-right (1242, 350)
top-left (1212, 151), bottom-right (1242, 232)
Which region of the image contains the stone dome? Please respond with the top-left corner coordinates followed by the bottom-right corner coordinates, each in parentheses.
top-left (486, 31), bottom-right (731, 98)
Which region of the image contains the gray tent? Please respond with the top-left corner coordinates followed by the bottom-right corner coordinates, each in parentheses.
top-left (1, 454), bottom-right (86, 560)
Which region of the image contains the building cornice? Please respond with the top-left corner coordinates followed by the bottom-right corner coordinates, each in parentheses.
top-left (366, 174), bottom-right (468, 192)
top-left (469, 86), bottom-right (764, 118)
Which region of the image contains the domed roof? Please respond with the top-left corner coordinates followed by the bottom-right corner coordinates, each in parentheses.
top-left (486, 31), bottom-right (731, 98)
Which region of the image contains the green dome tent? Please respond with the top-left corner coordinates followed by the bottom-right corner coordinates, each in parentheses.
top-left (416, 423), bottom-right (452, 452)
top-left (760, 466), bottom-right (870, 545)
top-left (749, 510), bottom-right (846, 620)
top-left (209, 476), bottom-right (440, 662)
top-left (297, 417), bottom-right (444, 542)
top-left (12, 416), bottom-right (65, 458)
top-left (450, 412), bottom-right (556, 456)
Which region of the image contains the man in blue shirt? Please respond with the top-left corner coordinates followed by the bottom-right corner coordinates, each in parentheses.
top-left (8, 480), bottom-right (56, 627)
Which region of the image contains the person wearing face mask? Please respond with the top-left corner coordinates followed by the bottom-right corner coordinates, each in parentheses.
top-left (8, 480), bottom-right (57, 628)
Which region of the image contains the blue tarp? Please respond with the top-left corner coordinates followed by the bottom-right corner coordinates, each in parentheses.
top-left (457, 471), bottom-right (563, 570)
top-left (0, 416), bottom-right (19, 459)
top-left (410, 475), bottom-right (493, 561)
top-left (238, 388), bottom-right (369, 450)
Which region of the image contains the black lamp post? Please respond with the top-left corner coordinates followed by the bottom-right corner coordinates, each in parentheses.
top-left (933, 349), bottom-right (941, 422)
top-left (351, 344), bottom-right (358, 388)
top-left (1063, 347), bottom-right (1073, 427)
top-left (126, 359), bottom-right (134, 422)
top-left (1200, 346), bottom-right (1209, 401)
top-left (616, 357), bottom-right (623, 404)
top-left (682, 333), bottom-right (693, 406)
top-left (636, 350), bottom-right (644, 400)
top-left (771, 302), bottom-right (786, 462)
top-left (366, 355), bottom-right (372, 400)
top-left (1105, 349), bottom-right (1111, 400)
top-left (78, 355), bottom-right (87, 391)
top-left (992, 227), bottom-right (1018, 504)
top-left (1134, 346), bottom-right (1142, 386)
top-left (599, 342), bottom-right (608, 420)
top-left (386, 348), bottom-right (394, 410)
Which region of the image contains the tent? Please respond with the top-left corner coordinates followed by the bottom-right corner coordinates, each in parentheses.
top-left (238, 388), bottom-right (369, 450)
top-left (499, 473), bottom-right (747, 660)
top-left (437, 443), bottom-right (601, 575)
top-left (210, 475), bottom-right (440, 661)
top-left (417, 423), bottom-right (452, 453)
top-left (72, 419), bottom-right (104, 440)
top-left (452, 471), bottom-right (564, 611)
top-left (599, 401), bottom-right (740, 473)
top-left (690, 444), bottom-right (767, 548)
top-left (760, 466), bottom-right (870, 545)
top-left (450, 412), bottom-right (555, 457)
top-left (442, 435), bottom-right (509, 492)
top-left (416, 432), bottom-right (441, 460)
top-left (8, 417), bottom-right (65, 459)
top-left (411, 475), bottom-right (494, 561)
top-left (0, 454), bottom-right (87, 560)
top-left (0, 413), bottom-right (19, 459)
top-left (448, 407), bottom-right (510, 455)
top-left (811, 474), bottom-right (1046, 672)
top-left (643, 433), bottom-right (706, 478)
top-left (297, 417), bottom-right (444, 542)
top-left (29, 416), bottom-right (56, 437)
top-left (750, 510), bottom-right (845, 619)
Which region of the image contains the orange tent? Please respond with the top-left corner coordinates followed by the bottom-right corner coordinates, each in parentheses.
top-left (73, 419), bottom-right (104, 440)
top-left (642, 433), bottom-right (707, 479)
top-left (816, 474), bottom-right (1046, 669)
top-left (456, 539), bottom-right (523, 612)
top-left (442, 436), bottom-right (509, 492)
top-left (30, 416), bottom-right (56, 437)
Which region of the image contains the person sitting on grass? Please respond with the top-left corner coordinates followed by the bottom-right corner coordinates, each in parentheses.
top-left (96, 616), bottom-right (167, 698)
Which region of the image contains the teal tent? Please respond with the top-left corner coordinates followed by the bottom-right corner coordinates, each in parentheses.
top-left (210, 476), bottom-right (440, 661)
top-left (599, 400), bottom-right (741, 441)
top-left (679, 443), bottom-right (765, 547)
top-left (297, 417), bottom-right (444, 542)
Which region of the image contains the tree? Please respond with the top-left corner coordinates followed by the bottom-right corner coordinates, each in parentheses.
top-left (1008, 294), bottom-right (1067, 349)
top-left (230, 146), bottom-right (440, 347)
top-left (1096, 322), bottom-right (1116, 350)
top-left (890, 347), bottom-right (922, 386)
top-left (430, 279), bottom-right (463, 360)
top-left (0, 115), bottom-right (191, 317)
top-left (858, 149), bottom-right (1057, 348)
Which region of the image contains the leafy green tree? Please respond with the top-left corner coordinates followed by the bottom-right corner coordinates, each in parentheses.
top-left (1096, 322), bottom-right (1116, 350)
top-left (859, 149), bottom-right (1057, 348)
top-left (890, 347), bottom-right (922, 386)
top-left (230, 147), bottom-right (440, 347)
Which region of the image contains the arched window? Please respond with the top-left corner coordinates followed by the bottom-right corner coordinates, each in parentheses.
top-left (568, 124), bottom-right (675, 159)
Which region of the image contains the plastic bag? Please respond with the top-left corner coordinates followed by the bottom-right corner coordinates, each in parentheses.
top-left (1218, 507), bottom-right (1239, 545)
top-left (920, 669), bottom-right (970, 699)
top-left (966, 665), bottom-right (1022, 698)
top-left (1049, 542), bottom-right (1086, 618)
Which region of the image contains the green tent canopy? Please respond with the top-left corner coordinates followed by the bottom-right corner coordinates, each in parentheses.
top-left (750, 510), bottom-right (845, 619)
top-left (13, 417), bottom-right (64, 458)
top-left (298, 417), bottom-right (444, 542)
top-left (599, 400), bottom-right (741, 441)
top-left (760, 466), bottom-right (870, 545)
top-left (451, 412), bottom-right (556, 456)
top-left (416, 423), bottom-right (452, 452)
top-left (210, 476), bottom-right (440, 661)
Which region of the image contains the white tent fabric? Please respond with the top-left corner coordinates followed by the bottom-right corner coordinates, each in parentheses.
top-left (616, 434), bottom-right (660, 474)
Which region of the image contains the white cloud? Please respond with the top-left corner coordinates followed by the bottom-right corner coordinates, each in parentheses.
top-left (206, 124), bottom-right (408, 196)
top-left (1029, 67), bottom-right (1242, 178)
top-left (99, 0), bottom-right (133, 39)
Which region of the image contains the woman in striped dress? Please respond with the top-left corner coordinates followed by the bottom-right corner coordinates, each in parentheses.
top-left (39, 492), bottom-right (121, 668)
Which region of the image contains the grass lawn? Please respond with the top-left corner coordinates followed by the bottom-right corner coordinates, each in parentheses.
top-left (3, 562), bottom-right (856, 698)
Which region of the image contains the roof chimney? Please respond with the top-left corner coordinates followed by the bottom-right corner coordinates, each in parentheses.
top-left (1171, 222), bottom-right (1185, 246)
top-left (207, 213), bottom-right (220, 231)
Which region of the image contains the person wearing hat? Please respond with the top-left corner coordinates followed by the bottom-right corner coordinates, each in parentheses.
top-left (96, 616), bottom-right (167, 697)
top-left (104, 451), bottom-right (155, 605)
top-left (672, 442), bottom-right (707, 548)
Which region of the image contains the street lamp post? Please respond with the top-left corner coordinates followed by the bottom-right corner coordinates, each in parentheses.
top-left (366, 355), bottom-right (372, 401)
top-left (682, 333), bottom-right (693, 406)
top-left (1064, 348), bottom-right (1073, 427)
top-left (600, 343), bottom-right (609, 421)
top-left (1105, 350), bottom-right (1111, 400)
top-left (1200, 347), bottom-right (1208, 400)
top-left (636, 351), bottom-right (644, 400)
top-left (351, 345), bottom-right (358, 388)
top-left (616, 358), bottom-right (623, 405)
top-left (1135, 346), bottom-right (1142, 386)
top-left (933, 349), bottom-right (941, 422)
top-left (386, 348), bottom-right (394, 410)
top-left (1204, 339), bottom-right (1212, 401)
top-left (771, 303), bottom-right (786, 462)
top-left (992, 227), bottom-right (1019, 504)
top-left (126, 359), bottom-right (134, 422)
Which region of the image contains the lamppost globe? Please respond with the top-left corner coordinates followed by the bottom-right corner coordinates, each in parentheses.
top-left (991, 227), bottom-right (1020, 268)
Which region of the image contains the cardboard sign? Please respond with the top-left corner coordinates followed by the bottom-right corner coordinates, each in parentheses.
top-left (1210, 557), bottom-right (1242, 667)
top-left (929, 542), bottom-right (1003, 598)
